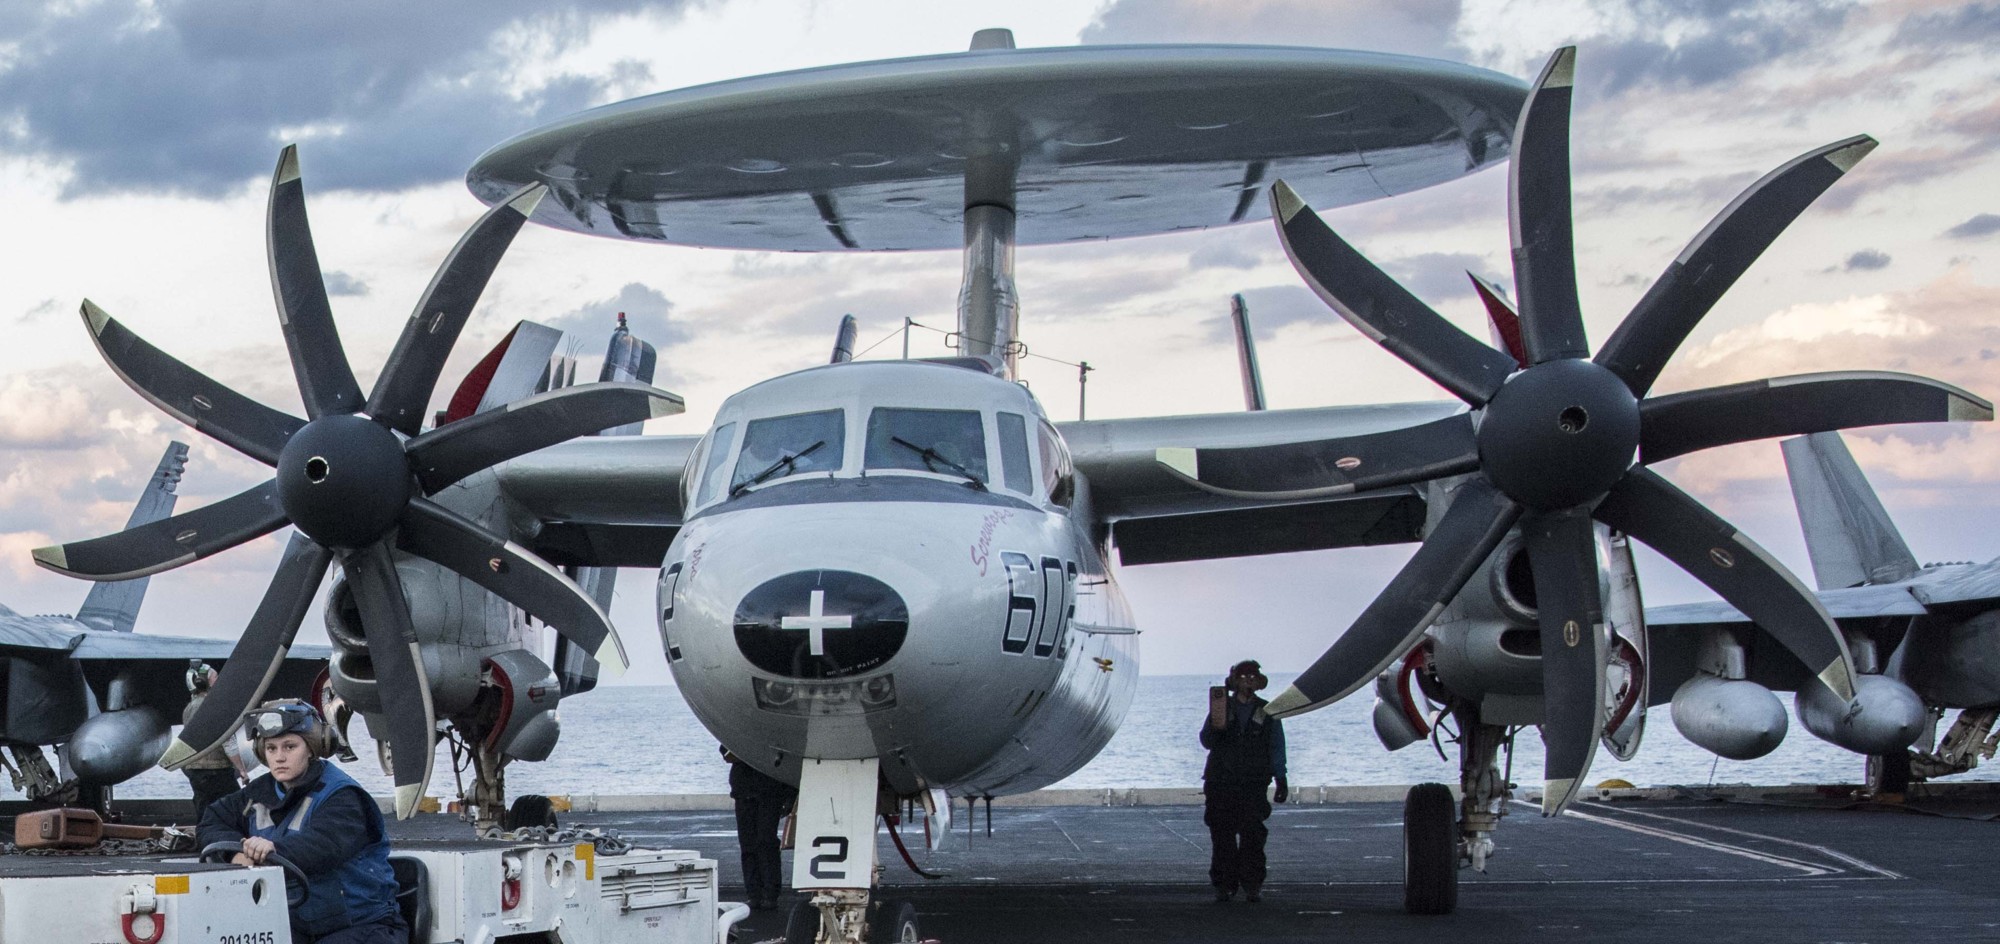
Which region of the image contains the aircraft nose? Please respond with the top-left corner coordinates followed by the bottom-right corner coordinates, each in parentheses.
top-left (733, 570), bottom-right (910, 679)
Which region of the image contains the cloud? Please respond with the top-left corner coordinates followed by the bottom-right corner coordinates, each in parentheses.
top-left (1202, 283), bottom-right (1341, 342)
top-left (1189, 242), bottom-right (1260, 271)
top-left (1838, 249), bottom-right (1891, 272)
top-left (0, 371), bottom-right (108, 449)
top-left (0, 1), bottom-right (686, 198)
top-left (1945, 213), bottom-right (2000, 240)
top-left (322, 270), bottom-right (369, 296)
top-left (1536, 0), bottom-right (1858, 98)
top-left (541, 281), bottom-right (692, 382)
top-left (1382, 251), bottom-right (1492, 301)
top-left (1890, 1), bottom-right (2000, 50)
top-left (1082, 0), bottom-right (1468, 60)
top-left (1654, 267), bottom-right (2000, 499)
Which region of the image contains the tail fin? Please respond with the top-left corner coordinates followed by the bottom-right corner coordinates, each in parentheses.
top-left (554, 313), bottom-right (664, 695)
top-left (1229, 294), bottom-right (1266, 411)
top-left (1782, 431), bottom-right (1919, 589)
top-left (75, 441), bottom-right (188, 632)
top-left (830, 314), bottom-right (857, 364)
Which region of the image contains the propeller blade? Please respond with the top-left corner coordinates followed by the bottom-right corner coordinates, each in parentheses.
top-left (1594, 467), bottom-right (1855, 701)
top-left (366, 184), bottom-right (549, 435)
top-left (405, 382), bottom-right (684, 493)
top-left (267, 145), bottom-right (365, 419)
top-left (343, 544), bottom-right (437, 819)
top-left (1639, 371), bottom-right (1991, 464)
top-left (1524, 511), bottom-right (1605, 816)
top-left (33, 482), bottom-right (287, 580)
top-left (396, 498), bottom-right (630, 672)
top-left (1595, 136), bottom-right (1879, 397)
top-left (80, 301), bottom-right (304, 466)
top-left (1265, 479), bottom-right (1523, 718)
top-left (160, 534), bottom-right (331, 769)
top-left (1270, 181), bottom-right (1516, 406)
top-left (1155, 413), bottom-right (1478, 500)
top-left (1509, 47), bottom-right (1588, 364)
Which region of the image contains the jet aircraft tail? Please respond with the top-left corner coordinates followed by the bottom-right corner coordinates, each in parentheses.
top-left (74, 441), bottom-right (188, 633)
top-left (1782, 431), bottom-right (1919, 589)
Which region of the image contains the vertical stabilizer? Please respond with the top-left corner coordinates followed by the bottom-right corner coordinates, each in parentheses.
top-left (555, 314), bottom-right (665, 695)
top-left (830, 314), bottom-right (858, 364)
top-left (1229, 294), bottom-right (1267, 411)
top-left (76, 441), bottom-right (188, 632)
top-left (1782, 432), bottom-right (1918, 589)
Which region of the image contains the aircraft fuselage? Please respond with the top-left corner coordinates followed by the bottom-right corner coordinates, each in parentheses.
top-left (656, 360), bottom-right (1138, 796)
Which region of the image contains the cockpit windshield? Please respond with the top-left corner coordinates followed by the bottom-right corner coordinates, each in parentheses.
top-left (865, 408), bottom-right (988, 487)
top-left (729, 409), bottom-right (845, 494)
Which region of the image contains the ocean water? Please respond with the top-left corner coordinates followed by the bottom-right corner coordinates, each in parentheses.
top-left (112, 673), bottom-right (1992, 801)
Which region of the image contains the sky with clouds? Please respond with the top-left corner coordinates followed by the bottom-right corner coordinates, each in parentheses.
top-left (0, 0), bottom-right (1994, 701)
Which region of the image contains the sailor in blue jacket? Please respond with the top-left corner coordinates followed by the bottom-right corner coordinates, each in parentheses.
top-left (198, 701), bottom-right (406, 944)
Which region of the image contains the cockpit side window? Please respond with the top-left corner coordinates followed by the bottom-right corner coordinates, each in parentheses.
top-left (730, 409), bottom-right (845, 493)
top-left (693, 422), bottom-right (737, 507)
top-left (865, 408), bottom-right (988, 484)
top-left (1037, 420), bottom-right (1074, 507)
top-left (997, 412), bottom-right (1032, 495)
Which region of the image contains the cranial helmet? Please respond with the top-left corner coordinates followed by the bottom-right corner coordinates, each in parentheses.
top-left (1228, 659), bottom-right (1268, 692)
top-left (186, 661), bottom-right (216, 694)
top-left (244, 699), bottom-right (335, 759)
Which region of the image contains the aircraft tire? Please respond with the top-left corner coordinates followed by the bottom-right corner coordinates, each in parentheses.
top-left (1402, 781), bottom-right (1458, 915)
top-left (505, 794), bottom-right (557, 831)
top-left (1867, 751), bottom-right (1912, 795)
top-left (868, 898), bottom-right (921, 943)
top-left (784, 900), bottom-right (819, 944)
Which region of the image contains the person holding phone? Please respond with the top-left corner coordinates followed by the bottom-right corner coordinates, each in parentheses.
top-left (1199, 659), bottom-right (1288, 902)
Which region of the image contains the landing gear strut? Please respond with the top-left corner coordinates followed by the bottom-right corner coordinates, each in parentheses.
top-left (784, 757), bottom-right (923, 944)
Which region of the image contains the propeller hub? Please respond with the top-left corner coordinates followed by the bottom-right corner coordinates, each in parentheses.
top-left (1477, 358), bottom-right (1639, 511)
top-left (276, 414), bottom-right (413, 548)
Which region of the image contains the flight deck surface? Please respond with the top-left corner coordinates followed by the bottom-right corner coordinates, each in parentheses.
top-left (379, 792), bottom-right (1997, 943)
top-left (26, 790), bottom-right (1992, 941)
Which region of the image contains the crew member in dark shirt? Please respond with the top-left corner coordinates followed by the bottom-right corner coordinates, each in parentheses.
top-left (723, 744), bottom-right (798, 910)
top-left (198, 701), bottom-right (405, 944)
top-left (1199, 659), bottom-right (1288, 902)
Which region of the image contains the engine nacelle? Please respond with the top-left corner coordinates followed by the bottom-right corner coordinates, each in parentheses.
top-left (482, 649), bottom-right (563, 763)
top-left (59, 707), bottom-right (170, 785)
top-left (1796, 673), bottom-right (1927, 756)
top-left (325, 555), bottom-right (530, 718)
top-left (1670, 674), bottom-right (1787, 760)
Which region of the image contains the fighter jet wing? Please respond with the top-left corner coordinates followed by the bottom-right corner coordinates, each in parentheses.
top-left (67, 629), bottom-right (332, 662)
top-left (1645, 583), bottom-right (1931, 625)
top-left (1061, 401), bottom-right (1464, 565)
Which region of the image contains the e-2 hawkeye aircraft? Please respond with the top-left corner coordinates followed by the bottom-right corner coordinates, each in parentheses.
top-left (30, 32), bottom-right (1988, 941)
top-left (2, 441), bottom-right (329, 809)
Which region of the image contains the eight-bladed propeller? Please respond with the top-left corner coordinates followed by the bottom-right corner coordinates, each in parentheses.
top-left (33, 146), bottom-right (682, 818)
top-left (1166, 48), bottom-right (1991, 815)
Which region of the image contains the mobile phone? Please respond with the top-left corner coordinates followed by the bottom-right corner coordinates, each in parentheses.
top-left (1209, 685), bottom-right (1228, 728)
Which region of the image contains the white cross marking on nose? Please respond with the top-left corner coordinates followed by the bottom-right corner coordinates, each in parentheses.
top-left (780, 589), bottom-right (852, 656)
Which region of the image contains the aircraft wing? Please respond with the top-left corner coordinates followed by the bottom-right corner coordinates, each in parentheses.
top-left (1061, 401), bottom-right (1463, 565)
top-left (1644, 584), bottom-right (1930, 703)
top-left (1645, 584), bottom-right (1931, 626)
top-left (495, 433), bottom-right (703, 567)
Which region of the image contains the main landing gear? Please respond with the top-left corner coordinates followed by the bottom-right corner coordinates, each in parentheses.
top-left (1401, 708), bottom-right (1519, 915)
